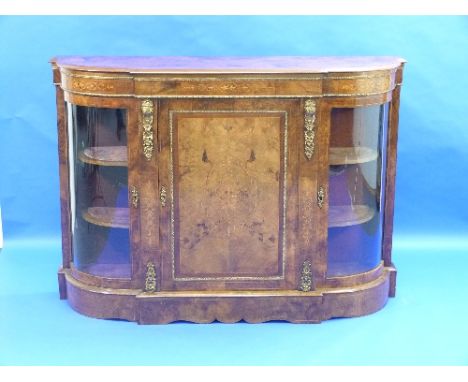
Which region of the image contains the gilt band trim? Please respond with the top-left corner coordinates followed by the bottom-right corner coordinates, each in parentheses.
top-left (169, 109), bottom-right (289, 281)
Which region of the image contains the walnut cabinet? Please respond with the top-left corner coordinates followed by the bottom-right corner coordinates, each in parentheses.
top-left (51, 56), bottom-right (405, 323)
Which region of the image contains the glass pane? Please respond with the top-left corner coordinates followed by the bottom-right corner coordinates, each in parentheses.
top-left (68, 104), bottom-right (131, 278)
top-left (327, 103), bottom-right (389, 276)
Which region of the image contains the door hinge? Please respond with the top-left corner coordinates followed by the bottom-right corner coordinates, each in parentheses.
top-left (317, 186), bottom-right (325, 209)
top-left (160, 185), bottom-right (167, 207)
top-left (131, 186), bottom-right (139, 208)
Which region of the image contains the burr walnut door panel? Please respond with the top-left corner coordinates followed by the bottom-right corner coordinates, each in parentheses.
top-left (158, 99), bottom-right (307, 291)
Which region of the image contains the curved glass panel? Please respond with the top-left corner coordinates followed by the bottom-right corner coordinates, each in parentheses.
top-left (327, 103), bottom-right (389, 276)
top-left (67, 104), bottom-right (130, 278)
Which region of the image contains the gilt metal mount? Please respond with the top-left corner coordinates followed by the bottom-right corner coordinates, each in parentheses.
top-left (317, 186), bottom-right (325, 209)
top-left (145, 262), bottom-right (157, 292)
top-left (304, 99), bottom-right (316, 160)
top-left (299, 260), bottom-right (313, 292)
top-left (131, 186), bottom-right (139, 208)
top-left (141, 99), bottom-right (154, 161)
top-left (160, 185), bottom-right (167, 207)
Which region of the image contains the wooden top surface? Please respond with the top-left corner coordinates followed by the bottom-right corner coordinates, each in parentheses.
top-left (52, 56), bottom-right (405, 74)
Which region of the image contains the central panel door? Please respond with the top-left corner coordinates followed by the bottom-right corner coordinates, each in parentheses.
top-left (158, 99), bottom-right (302, 291)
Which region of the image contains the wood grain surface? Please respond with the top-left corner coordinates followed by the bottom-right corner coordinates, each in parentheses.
top-left (53, 56), bottom-right (405, 73)
top-left (175, 112), bottom-right (283, 277)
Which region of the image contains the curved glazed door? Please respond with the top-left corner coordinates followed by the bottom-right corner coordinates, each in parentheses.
top-left (157, 99), bottom-right (308, 291)
top-left (327, 103), bottom-right (390, 277)
top-left (66, 104), bottom-right (132, 278)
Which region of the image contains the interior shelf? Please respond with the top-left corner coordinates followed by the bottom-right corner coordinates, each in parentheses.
top-left (329, 205), bottom-right (375, 228)
top-left (329, 146), bottom-right (378, 166)
top-left (79, 146), bottom-right (128, 167)
top-left (326, 261), bottom-right (378, 277)
top-left (78, 263), bottom-right (132, 279)
top-left (82, 207), bottom-right (129, 229)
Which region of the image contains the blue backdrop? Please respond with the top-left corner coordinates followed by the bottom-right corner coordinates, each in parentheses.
top-left (0, 16), bottom-right (467, 365)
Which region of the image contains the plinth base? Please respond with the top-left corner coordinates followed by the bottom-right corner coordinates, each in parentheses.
top-left (58, 266), bottom-right (396, 324)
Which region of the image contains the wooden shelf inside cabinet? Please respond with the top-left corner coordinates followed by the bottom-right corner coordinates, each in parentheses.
top-left (78, 146), bottom-right (128, 167)
top-left (329, 147), bottom-right (378, 166)
top-left (78, 263), bottom-right (131, 279)
top-left (82, 207), bottom-right (129, 229)
top-left (329, 205), bottom-right (375, 228)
